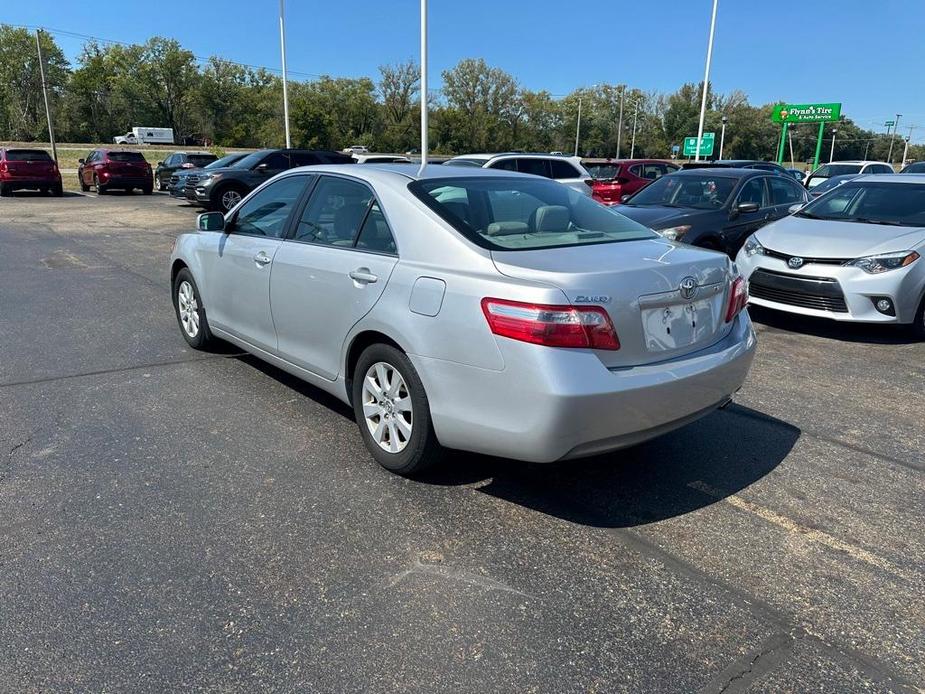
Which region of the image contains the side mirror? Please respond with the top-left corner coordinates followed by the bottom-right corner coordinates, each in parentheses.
top-left (736, 201), bottom-right (760, 214)
top-left (197, 211), bottom-right (226, 232)
top-left (78, 158), bottom-right (85, 164)
top-left (256, 163), bottom-right (269, 172)
top-left (788, 203), bottom-right (805, 215)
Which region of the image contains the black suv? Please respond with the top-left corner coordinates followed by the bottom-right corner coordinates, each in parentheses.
top-left (615, 168), bottom-right (809, 257)
top-left (187, 149), bottom-right (354, 211)
top-left (154, 152), bottom-right (218, 191)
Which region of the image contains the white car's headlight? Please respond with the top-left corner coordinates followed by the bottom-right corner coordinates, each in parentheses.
top-left (656, 225), bottom-right (691, 241)
top-left (843, 250), bottom-right (920, 274)
top-left (743, 235), bottom-right (765, 257)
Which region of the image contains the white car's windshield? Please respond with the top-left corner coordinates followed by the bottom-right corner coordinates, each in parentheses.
top-left (624, 174), bottom-right (736, 210)
top-left (410, 177), bottom-right (656, 250)
top-left (798, 181), bottom-right (925, 227)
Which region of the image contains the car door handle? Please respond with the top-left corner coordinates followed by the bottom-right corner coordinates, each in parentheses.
top-left (349, 268), bottom-right (378, 284)
top-left (254, 251), bottom-right (272, 267)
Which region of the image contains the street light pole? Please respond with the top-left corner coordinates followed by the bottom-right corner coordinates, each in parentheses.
top-left (829, 128), bottom-right (838, 163)
top-left (694, 0), bottom-right (719, 162)
top-left (887, 113), bottom-right (902, 163)
top-left (279, 0), bottom-right (291, 149)
top-left (616, 87), bottom-right (625, 159)
top-left (418, 0), bottom-right (428, 174)
top-left (719, 115), bottom-right (727, 160)
top-left (574, 96), bottom-right (582, 157)
top-left (34, 29), bottom-right (57, 163)
top-left (629, 102), bottom-right (639, 159)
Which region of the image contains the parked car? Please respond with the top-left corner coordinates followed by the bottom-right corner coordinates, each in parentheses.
top-left (444, 153), bottom-right (593, 195)
top-left (804, 161), bottom-right (893, 189)
top-left (736, 175), bottom-right (925, 337)
top-left (900, 161), bottom-right (925, 174)
top-left (353, 154), bottom-right (412, 164)
top-left (682, 160), bottom-right (795, 177)
top-left (582, 158), bottom-right (679, 205)
top-left (807, 173), bottom-right (861, 199)
top-left (343, 145), bottom-right (369, 154)
top-left (615, 168), bottom-right (809, 256)
top-left (169, 153), bottom-right (247, 199)
top-left (185, 148), bottom-right (354, 212)
top-left (170, 165), bottom-right (755, 474)
top-left (78, 149), bottom-right (153, 195)
top-left (0, 147), bottom-right (62, 197)
top-left (113, 127), bottom-right (175, 145)
top-left (154, 151), bottom-right (218, 191)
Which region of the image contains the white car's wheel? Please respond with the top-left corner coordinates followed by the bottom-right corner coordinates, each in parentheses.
top-left (172, 268), bottom-right (216, 350)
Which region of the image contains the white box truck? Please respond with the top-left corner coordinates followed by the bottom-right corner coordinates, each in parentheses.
top-left (113, 127), bottom-right (175, 145)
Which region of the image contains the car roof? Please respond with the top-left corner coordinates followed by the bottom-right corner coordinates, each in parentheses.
top-left (284, 162), bottom-right (539, 183)
top-left (581, 158), bottom-right (672, 165)
top-left (824, 160), bottom-right (889, 166)
top-left (450, 152), bottom-right (580, 161)
top-left (857, 173), bottom-right (925, 184)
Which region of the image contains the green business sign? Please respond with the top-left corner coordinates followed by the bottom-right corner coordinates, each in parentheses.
top-left (683, 132), bottom-right (715, 156)
top-left (772, 102), bottom-right (841, 123)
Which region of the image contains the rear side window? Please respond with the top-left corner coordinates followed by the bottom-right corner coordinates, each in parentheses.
top-left (549, 159), bottom-right (581, 179)
top-left (516, 158), bottom-right (551, 178)
top-left (640, 164), bottom-right (667, 180)
top-left (866, 164), bottom-right (893, 174)
top-left (108, 152), bottom-right (146, 163)
top-left (768, 177), bottom-right (805, 205)
top-left (355, 202), bottom-right (397, 254)
top-left (188, 154), bottom-right (216, 167)
top-left (293, 176), bottom-right (374, 246)
top-left (488, 158), bottom-right (518, 172)
top-left (6, 149), bottom-right (52, 161)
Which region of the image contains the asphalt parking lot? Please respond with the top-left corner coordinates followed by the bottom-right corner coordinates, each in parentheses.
top-left (1, 191), bottom-right (923, 692)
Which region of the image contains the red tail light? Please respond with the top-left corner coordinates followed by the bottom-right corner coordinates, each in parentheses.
top-left (481, 298), bottom-right (620, 350)
top-left (724, 276), bottom-right (748, 322)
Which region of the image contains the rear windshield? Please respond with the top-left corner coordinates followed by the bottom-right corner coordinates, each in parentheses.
top-left (799, 181), bottom-right (925, 227)
top-left (624, 174), bottom-right (736, 210)
top-left (6, 149), bottom-right (52, 161)
top-left (108, 152), bottom-right (147, 163)
top-left (443, 158), bottom-right (486, 168)
top-left (409, 176), bottom-right (656, 251)
top-left (188, 154), bottom-right (217, 166)
top-left (901, 162), bottom-right (925, 174)
top-left (585, 164), bottom-right (621, 180)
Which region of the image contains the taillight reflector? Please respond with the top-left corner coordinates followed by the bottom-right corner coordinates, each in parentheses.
top-left (481, 298), bottom-right (620, 350)
top-left (725, 276), bottom-right (748, 322)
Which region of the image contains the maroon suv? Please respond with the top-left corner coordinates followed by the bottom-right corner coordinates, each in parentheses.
top-left (581, 158), bottom-right (679, 206)
top-left (0, 148), bottom-right (63, 197)
top-left (78, 149), bottom-right (154, 195)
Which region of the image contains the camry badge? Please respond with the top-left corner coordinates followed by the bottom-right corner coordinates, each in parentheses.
top-left (788, 256), bottom-right (804, 269)
top-left (679, 276), bottom-right (698, 300)
top-left (574, 295), bottom-right (611, 304)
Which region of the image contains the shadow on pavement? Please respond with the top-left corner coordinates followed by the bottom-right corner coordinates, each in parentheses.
top-left (750, 305), bottom-right (918, 345)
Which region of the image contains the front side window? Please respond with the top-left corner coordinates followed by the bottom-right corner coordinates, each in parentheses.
top-left (410, 176), bottom-right (656, 251)
top-left (737, 178), bottom-right (768, 207)
top-left (261, 152), bottom-right (291, 170)
top-left (799, 181), bottom-right (925, 227)
top-left (626, 174), bottom-right (736, 210)
top-left (230, 175), bottom-right (308, 238)
top-left (293, 176), bottom-right (375, 246)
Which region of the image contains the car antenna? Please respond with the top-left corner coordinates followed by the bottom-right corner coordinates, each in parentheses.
top-left (417, 0), bottom-right (429, 176)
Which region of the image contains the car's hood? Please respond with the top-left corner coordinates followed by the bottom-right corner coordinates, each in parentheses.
top-left (755, 214), bottom-right (925, 258)
top-left (614, 205), bottom-right (715, 229)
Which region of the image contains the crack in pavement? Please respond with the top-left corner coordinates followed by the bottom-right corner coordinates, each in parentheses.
top-left (2, 435), bottom-right (32, 486)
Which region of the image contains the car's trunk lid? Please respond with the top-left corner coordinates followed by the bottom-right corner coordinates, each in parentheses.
top-left (491, 238), bottom-right (733, 367)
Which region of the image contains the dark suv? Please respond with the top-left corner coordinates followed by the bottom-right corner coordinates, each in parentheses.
top-left (0, 148), bottom-right (63, 196)
top-left (187, 149), bottom-right (354, 212)
top-left (78, 149), bottom-right (153, 195)
top-left (154, 151), bottom-right (218, 191)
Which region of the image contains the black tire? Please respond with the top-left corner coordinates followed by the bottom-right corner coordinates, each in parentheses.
top-left (0, 183), bottom-right (9, 197)
top-left (911, 295), bottom-right (925, 340)
top-left (211, 184), bottom-right (247, 212)
top-left (79, 174), bottom-right (90, 192)
top-left (52, 184), bottom-right (63, 197)
top-left (351, 343), bottom-right (443, 476)
top-left (142, 186), bottom-right (153, 196)
top-left (94, 175), bottom-right (108, 195)
top-left (172, 268), bottom-right (217, 350)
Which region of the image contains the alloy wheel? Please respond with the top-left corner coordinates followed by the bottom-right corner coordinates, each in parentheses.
top-left (361, 362), bottom-right (413, 453)
top-left (221, 189), bottom-right (242, 211)
top-left (177, 280), bottom-right (200, 338)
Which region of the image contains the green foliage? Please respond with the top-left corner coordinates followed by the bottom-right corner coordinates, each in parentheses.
top-left (2, 23), bottom-right (923, 165)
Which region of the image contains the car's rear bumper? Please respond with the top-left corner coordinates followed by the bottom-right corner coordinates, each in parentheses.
top-left (410, 311), bottom-right (756, 463)
top-left (1, 176), bottom-right (61, 188)
top-left (102, 176), bottom-right (153, 188)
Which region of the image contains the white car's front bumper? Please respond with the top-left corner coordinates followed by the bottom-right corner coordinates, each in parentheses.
top-left (736, 251), bottom-right (924, 324)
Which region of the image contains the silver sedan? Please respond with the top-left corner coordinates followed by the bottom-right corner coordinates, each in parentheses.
top-left (170, 165), bottom-right (756, 475)
top-left (736, 175), bottom-right (925, 336)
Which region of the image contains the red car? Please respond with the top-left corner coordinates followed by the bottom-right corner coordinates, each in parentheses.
top-left (0, 148), bottom-right (63, 197)
top-left (581, 158), bottom-right (679, 206)
top-left (78, 149), bottom-right (154, 195)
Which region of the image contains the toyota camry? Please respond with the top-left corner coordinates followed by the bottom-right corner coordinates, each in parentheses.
top-left (169, 165), bottom-right (756, 475)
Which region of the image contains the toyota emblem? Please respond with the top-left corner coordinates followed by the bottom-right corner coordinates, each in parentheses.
top-left (679, 276), bottom-right (698, 300)
top-left (788, 256), bottom-right (804, 269)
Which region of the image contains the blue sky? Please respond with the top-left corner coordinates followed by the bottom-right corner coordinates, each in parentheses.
top-left (4, 0), bottom-right (923, 141)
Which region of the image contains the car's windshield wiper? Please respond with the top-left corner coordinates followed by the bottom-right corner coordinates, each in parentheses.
top-left (796, 211), bottom-right (821, 219)
top-left (843, 217), bottom-right (904, 226)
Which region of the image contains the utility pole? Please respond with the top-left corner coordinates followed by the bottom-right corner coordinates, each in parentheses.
top-left (695, 0), bottom-right (719, 162)
top-left (615, 87), bottom-right (625, 158)
top-left (719, 115), bottom-right (727, 159)
top-left (418, 0), bottom-right (428, 173)
top-left (829, 128), bottom-right (838, 163)
top-left (788, 125), bottom-right (794, 167)
top-left (887, 113), bottom-right (902, 163)
top-left (35, 29), bottom-right (57, 163)
top-left (901, 125), bottom-right (914, 168)
top-left (279, 0), bottom-right (292, 149)
top-left (629, 102), bottom-right (639, 159)
top-left (574, 97), bottom-right (582, 157)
